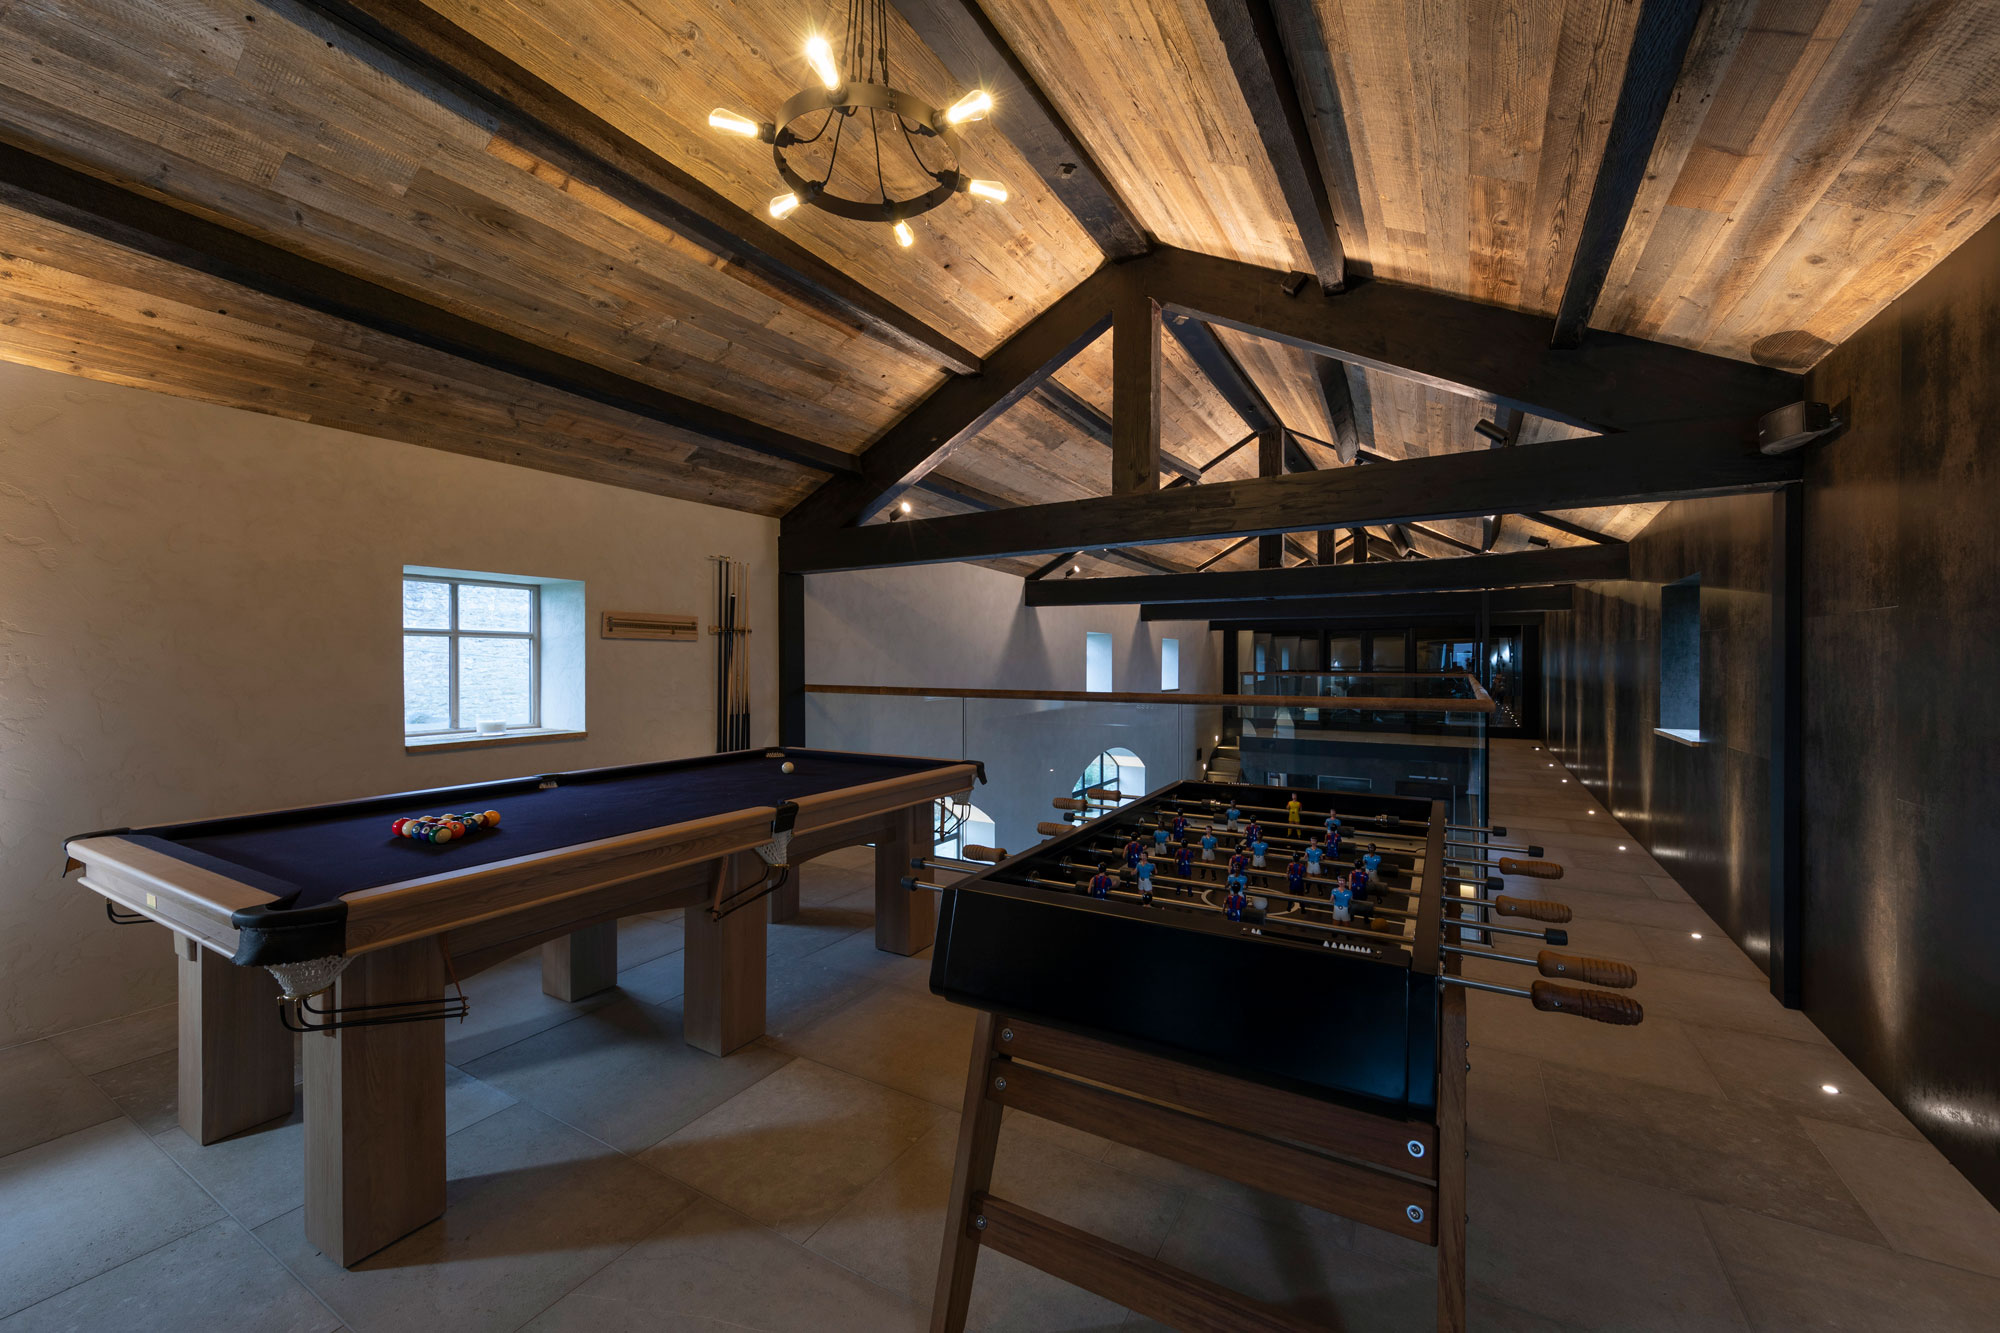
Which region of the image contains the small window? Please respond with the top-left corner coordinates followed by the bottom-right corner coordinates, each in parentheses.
top-left (1160, 637), bottom-right (1180, 691)
top-left (404, 574), bottom-right (540, 736)
top-left (1085, 631), bottom-right (1113, 693)
top-left (1658, 576), bottom-right (1703, 744)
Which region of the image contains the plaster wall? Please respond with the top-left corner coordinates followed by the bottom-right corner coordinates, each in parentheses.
top-left (804, 563), bottom-right (1221, 856)
top-left (0, 361), bottom-right (775, 1042)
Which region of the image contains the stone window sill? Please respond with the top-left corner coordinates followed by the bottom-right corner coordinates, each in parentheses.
top-left (405, 728), bottom-right (588, 755)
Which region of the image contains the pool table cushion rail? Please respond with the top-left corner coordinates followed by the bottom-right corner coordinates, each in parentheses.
top-left (66, 752), bottom-right (977, 967)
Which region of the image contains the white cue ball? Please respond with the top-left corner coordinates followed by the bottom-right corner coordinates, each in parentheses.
top-left (781, 761), bottom-right (795, 774)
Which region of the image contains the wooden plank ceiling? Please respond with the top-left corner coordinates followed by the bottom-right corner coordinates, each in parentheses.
top-left (0, 0), bottom-right (1997, 541)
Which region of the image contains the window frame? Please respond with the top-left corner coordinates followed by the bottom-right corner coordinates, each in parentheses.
top-left (403, 574), bottom-right (542, 737)
top-left (1160, 637), bottom-right (1180, 691)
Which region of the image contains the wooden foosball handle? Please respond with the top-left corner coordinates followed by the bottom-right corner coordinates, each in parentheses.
top-left (1497, 856), bottom-right (1564, 879)
top-left (1531, 980), bottom-right (1644, 1025)
top-left (1052, 797), bottom-right (1089, 812)
top-left (962, 844), bottom-right (1007, 864)
top-left (1084, 786), bottom-right (1123, 800)
top-left (1491, 894), bottom-right (1573, 923)
top-left (1537, 951), bottom-right (1638, 988)
top-left (1037, 822), bottom-right (1075, 837)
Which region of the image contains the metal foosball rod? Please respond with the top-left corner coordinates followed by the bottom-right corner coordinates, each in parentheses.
top-left (909, 846), bottom-right (1008, 875)
top-left (1453, 894), bottom-right (1573, 923)
top-left (1122, 803), bottom-right (1562, 879)
top-left (1155, 797), bottom-right (1534, 852)
top-left (1056, 840), bottom-right (1424, 902)
top-left (1441, 944), bottom-right (1636, 988)
top-left (1049, 858), bottom-right (1421, 921)
top-left (1443, 974), bottom-right (1644, 1025)
top-left (1019, 874), bottom-right (1414, 951)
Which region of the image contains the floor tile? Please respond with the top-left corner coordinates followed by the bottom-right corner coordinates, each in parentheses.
top-left (1686, 1028), bottom-right (1917, 1139)
top-left (771, 986), bottom-right (978, 1110)
top-left (1468, 1048), bottom-right (1558, 1159)
top-left (443, 1064), bottom-right (519, 1137)
top-left (1620, 963), bottom-right (1823, 1042)
top-left (1540, 1064), bottom-right (1879, 1241)
top-left (1467, 988), bottom-right (1724, 1096)
top-left (1628, 925), bottom-right (1763, 979)
top-left (1643, 874), bottom-right (1695, 903)
top-left (463, 996), bottom-right (788, 1153)
top-left (1465, 1142), bottom-right (1749, 1331)
top-left (1802, 1118), bottom-right (2000, 1277)
top-left (46, 1004), bottom-right (178, 1077)
top-left (445, 951), bottom-right (622, 1067)
top-left (641, 1057), bottom-right (940, 1241)
top-left (153, 1104), bottom-right (304, 1232)
top-left (0, 1218), bottom-right (336, 1333)
top-left (523, 1195), bottom-right (921, 1333)
top-left (1700, 1202), bottom-right (2000, 1331)
top-left (258, 1103), bottom-right (692, 1333)
top-left (614, 915), bottom-right (684, 973)
top-left (765, 893), bottom-right (875, 963)
top-left (88, 1051), bottom-right (182, 1137)
top-left (0, 1119), bottom-right (222, 1318)
top-left (812, 927), bottom-right (937, 994)
top-left (0, 1042), bottom-right (121, 1158)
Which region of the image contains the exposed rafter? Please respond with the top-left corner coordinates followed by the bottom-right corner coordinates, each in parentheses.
top-left (1200, 0), bottom-right (1345, 292)
top-left (298, 0), bottom-right (980, 375)
top-left (1479, 407), bottom-right (1524, 552)
top-left (1150, 586), bottom-right (1575, 624)
top-left (887, 0), bottom-right (1149, 259)
top-left (0, 142), bottom-right (861, 477)
top-left (1112, 289), bottom-right (1163, 495)
top-left (1025, 544), bottom-right (1629, 607)
top-left (1032, 381), bottom-right (1201, 480)
top-left (1550, 0), bottom-right (1708, 348)
top-left (780, 422), bottom-right (1801, 571)
top-left (1165, 315), bottom-right (1280, 436)
top-left (1313, 354), bottom-right (1366, 463)
top-left (1520, 511), bottom-right (1619, 544)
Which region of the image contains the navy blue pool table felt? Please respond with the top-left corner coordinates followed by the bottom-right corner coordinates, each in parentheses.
top-left (121, 750), bottom-right (967, 912)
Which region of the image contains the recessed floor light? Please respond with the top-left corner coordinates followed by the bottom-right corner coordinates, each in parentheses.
top-left (1618, 845), bottom-right (1627, 851)
top-left (1691, 932), bottom-right (1703, 940)
top-left (1821, 1084), bottom-right (1840, 1095)
top-left (1561, 779), bottom-right (1569, 783)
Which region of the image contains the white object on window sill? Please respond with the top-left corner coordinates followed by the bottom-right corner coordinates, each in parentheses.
top-left (1653, 727), bottom-right (1709, 748)
top-left (405, 728), bottom-right (588, 754)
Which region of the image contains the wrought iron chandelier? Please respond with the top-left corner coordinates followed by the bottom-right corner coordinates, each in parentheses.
top-left (707, 0), bottom-right (1007, 249)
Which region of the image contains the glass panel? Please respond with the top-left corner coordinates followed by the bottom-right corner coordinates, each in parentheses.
top-left (1370, 633), bottom-right (1407, 670)
top-left (1326, 636), bottom-right (1361, 671)
top-left (458, 582), bottom-right (534, 632)
top-left (458, 636), bottom-right (534, 726)
top-left (402, 579), bottom-right (449, 630)
top-left (403, 634), bottom-right (451, 731)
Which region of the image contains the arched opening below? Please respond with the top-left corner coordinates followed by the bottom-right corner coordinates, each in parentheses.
top-left (935, 797), bottom-right (996, 860)
top-left (1072, 747), bottom-right (1146, 807)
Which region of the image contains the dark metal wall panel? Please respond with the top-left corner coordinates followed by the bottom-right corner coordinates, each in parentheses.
top-left (1539, 490), bottom-right (1775, 972)
top-left (1800, 212), bottom-right (2000, 1208)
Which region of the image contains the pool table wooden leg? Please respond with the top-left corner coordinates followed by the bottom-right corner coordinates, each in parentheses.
top-left (875, 807), bottom-right (936, 956)
top-left (177, 939), bottom-right (294, 1145)
top-left (769, 870), bottom-right (801, 923)
top-left (303, 939), bottom-right (447, 1267)
top-left (684, 852), bottom-right (766, 1056)
top-left (541, 921), bottom-right (618, 1001)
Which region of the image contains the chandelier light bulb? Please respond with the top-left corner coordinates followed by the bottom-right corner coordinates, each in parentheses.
top-left (768, 191), bottom-right (801, 219)
top-left (966, 179), bottom-right (1009, 203)
top-left (708, 108), bottom-right (761, 137)
top-left (944, 89), bottom-right (993, 124)
top-left (804, 34), bottom-right (842, 90)
top-left (893, 220), bottom-right (916, 248)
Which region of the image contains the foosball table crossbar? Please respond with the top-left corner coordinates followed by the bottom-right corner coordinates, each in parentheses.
top-left (930, 1010), bottom-right (1466, 1332)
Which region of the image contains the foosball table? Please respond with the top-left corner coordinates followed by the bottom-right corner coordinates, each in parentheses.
top-left (913, 778), bottom-right (1644, 1332)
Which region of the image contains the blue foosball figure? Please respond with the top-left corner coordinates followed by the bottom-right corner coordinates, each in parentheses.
top-left (1153, 825), bottom-right (1170, 849)
top-left (1089, 866), bottom-right (1115, 899)
top-left (1332, 884), bottom-right (1353, 921)
top-left (1305, 840), bottom-right (1324, 877)
top-left (1362, 846), bottom-right (1383, 879)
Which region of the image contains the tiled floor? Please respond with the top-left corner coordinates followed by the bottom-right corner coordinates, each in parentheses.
top-left (4, 739), bottom-right (1999, 1330)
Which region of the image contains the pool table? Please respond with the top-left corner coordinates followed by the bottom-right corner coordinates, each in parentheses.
top-left (65, 747), bottom-right (979, 1265)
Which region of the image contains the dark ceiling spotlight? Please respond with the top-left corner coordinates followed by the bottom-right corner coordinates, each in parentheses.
top-left (1473, 419), bottom-right (1511, 444)
top-left (1527, 535), bottom-right (1551, 548)
top-left (1757, 401), bottom-right (1841, 455)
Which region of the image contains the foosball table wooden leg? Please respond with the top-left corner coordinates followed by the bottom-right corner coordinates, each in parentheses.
top-left (931, 1011), bottom-right (1003, 1333)
top-left (1437, 980), bottom-right (1469, 1333)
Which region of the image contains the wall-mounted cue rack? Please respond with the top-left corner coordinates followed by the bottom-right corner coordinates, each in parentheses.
top-left (710, 556), bottom-right (752, 752)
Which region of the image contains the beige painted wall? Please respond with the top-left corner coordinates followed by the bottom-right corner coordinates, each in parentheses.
top-left (0, 361), bottom-right (775, 1042)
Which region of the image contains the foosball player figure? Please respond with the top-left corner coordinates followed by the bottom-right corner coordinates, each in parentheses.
top-left (1224, 874), bottom-right (1248, 921)
top-left (1153, 824), bottom-right (1171, 850)
top-left (1174, 842), bottom-right (1194, 880)
top-left (1286, 853), bottom-right (1307, 895)
top-left (1331, 881), bottom-right (1354, 922)
top-left (1228, 845), bottom-right (1251, 879)
top-left (1135, 857), bottom-right (1155, 893)
top-left (1285, 796), bottom-right (1302, 826)
top-left (1138, 878), bottom-right (1154, 906)
top-left (1226, 803), bottom-right (1242, 831)
top-left (1169, 812), bottom-right (1189, 841)
top-left (1251, 834), bottom-right (1270, 869)
top-left (1244, 817), bottom-right (1263, 845)
top-left (1362, 845), bottom-right (1383, 880)
top-left (1200, 829), bottom-right (1218, 867)
top-left (1305, 837), bottom-right (1324, 878)
top-left (1347, 864), bottom-right (1369, 897)
top-left (1124, 836), bottom-right (1145, 868)
top-left (1089, 863), bottom-right (1115, 900)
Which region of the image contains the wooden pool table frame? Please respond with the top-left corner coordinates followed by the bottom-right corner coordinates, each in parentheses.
top-left (66, 755), bottom-right (977, 1266)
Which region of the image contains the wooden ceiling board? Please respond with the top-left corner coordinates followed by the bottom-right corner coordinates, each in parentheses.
top-left (0, 203), bottom-right (820, 511)
top-left (978, 0), bottom-right (1309, 272)
top-left (1299, 0), bottom-right (1642, 311)
top-left (0, 0), bottom-right (937, 451)
top-left (1592, 0), bottom-right (2000, 366)
top-left (424, 0), bottom-right (1101, 353)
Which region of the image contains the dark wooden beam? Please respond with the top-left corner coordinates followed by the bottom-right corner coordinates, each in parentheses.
top-left (1165, 316), bottom-right (1280, 435)
top-left (299, 0), bottom-right (979, 375)
top-left (779, 421), bottom-right (1801, 571)
top-left (888, 0), bottom-right (1149, 259)
top-left (1112, 291), bottom-right (1162, 495)
top-left (1157, 585), bottom-right (1574, 624)
top-left (1028, 544), bottom-right (1629, 607)
top-left (1200, 0), bottom-right (1344, 292)
top-left (1131, 247), bottom-right (1798, 432)
top-left (1029, 551), bottom-right (1081, 580)
top-left (1520, 511), bottom-right (1619, 544)
top-left (0, 142), bottom-right (859, 477)
top-left (1405, 522), bottom-right (1484, 556)
top-left (1257, 424), bottom-right (1285, 568)
top-left (1550, 0), bottom-right (1707, 348)
top-left (1479, 407), bottom-right (1523, 552)
top-left (1769, 484), bottom-right (1804, 1008)
top-left (1313, 356), bottom-right (1365, 463)
top-left (1197, 536), bottom-right (1258, 571)
top-left (918, 476), bottom-right (1189, 576)
top-left (785, 264), bottom-right (1121, 527)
